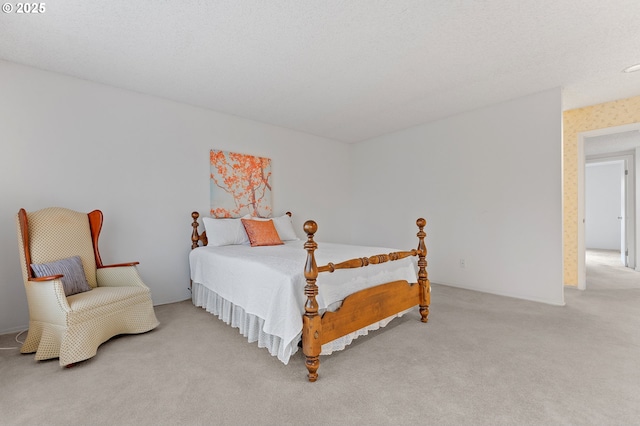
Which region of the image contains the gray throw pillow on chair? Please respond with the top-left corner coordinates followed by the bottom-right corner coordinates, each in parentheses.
top-left (31, 256), bottom-right (92, 296)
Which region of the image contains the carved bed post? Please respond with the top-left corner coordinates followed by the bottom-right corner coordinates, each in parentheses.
top-left (303, 220), bottom-right (322, 382)
top-left (191, 212), bottom-right (200, 250)
top-left (416, 218), bottom-right (430, 323)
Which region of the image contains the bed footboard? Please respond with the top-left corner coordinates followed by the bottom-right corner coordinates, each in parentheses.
top-left (302, 218), bottom-right (429, 382)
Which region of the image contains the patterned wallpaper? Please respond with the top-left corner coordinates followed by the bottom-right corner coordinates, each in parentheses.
top-left (563, 95), bottom-right (640, 285)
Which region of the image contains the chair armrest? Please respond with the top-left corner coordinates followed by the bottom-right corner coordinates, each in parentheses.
top-left (30, 274), bottom-right (64, 282)
top-left (24, 277), bottom-right (71, 324)
top-left (96, 264), bottom-right (148, 288)
top-left (98, 262), bottom-right (140, 268)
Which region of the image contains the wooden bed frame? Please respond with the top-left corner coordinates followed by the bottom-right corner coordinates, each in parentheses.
top-left (190, 212), bottom-right (430, 382)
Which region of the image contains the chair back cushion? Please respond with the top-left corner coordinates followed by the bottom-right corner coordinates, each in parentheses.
top-left (25, 207), bottom-right (98, 288)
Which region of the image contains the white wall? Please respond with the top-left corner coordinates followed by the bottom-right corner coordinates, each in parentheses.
top-left (585, 161), bottom-right (623, 250)
top-left (0, 60), bottom-right (352, 333)
top-left (0, 61), bottom-right (566, 333)
top-left (350, 89), bottom-right (564, 305)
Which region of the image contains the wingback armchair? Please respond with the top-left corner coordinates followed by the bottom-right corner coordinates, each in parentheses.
top-left (16, 207), bottom-right (159, 366)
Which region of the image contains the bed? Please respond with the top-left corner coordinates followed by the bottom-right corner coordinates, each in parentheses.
top-left (189, 212), bottom-right (430, 381)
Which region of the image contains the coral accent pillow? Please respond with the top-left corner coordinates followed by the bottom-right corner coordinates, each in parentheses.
top-left (241, 219), bottom-right (284, 247)
top-left (242, 214), bottom-right (299, 241)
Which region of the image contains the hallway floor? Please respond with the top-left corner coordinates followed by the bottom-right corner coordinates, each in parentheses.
top-left (586, 248), bottom-right (640, 290)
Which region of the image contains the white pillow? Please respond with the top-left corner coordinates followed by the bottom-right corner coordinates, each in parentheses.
top-left (202, 217), bottom-right (250, 246)
top-left (242, 214), bottom-right (299, 241)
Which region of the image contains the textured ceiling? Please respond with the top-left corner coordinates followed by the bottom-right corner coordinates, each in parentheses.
top-left (1, 1), bottom-right (640, 143)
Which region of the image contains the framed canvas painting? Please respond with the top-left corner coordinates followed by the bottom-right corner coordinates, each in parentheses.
top-left (210, 150), bottom-right (273, 218)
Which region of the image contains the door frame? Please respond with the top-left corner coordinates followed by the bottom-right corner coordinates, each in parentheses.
top-left (577, 123), bottom-right (640, 289)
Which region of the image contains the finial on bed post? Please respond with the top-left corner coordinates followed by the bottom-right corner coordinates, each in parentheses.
top-left (416, 218), bottom-right (430, 323)
top-left (303, 220), bottom-right (321, 382)
top-left (191, 212), bottom-right (200, 250)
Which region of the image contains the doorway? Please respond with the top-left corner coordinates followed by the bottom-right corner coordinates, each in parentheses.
top-left (577, 125), bottom-right (640, 289)
top-left (585, 159), bottom-right (627, 265)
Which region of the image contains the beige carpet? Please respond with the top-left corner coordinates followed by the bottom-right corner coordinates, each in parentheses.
top-left (1, 256), bottom-right (640, 425)
top-left (586, 248), bottom-right (639, 289)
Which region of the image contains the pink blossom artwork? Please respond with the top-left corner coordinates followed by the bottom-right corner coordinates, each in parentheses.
top-left (210, 150), bottom-right (273, 218)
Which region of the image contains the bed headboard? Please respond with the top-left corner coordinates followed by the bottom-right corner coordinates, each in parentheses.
top-left (190, 211), bottom-right (292, 249)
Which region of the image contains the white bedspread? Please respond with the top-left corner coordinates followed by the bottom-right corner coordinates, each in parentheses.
top-left (189, 240), bottom-right (418, 364)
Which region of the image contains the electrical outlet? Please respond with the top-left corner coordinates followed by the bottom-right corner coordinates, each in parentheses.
top-left (459, 258), bottom-right (465, 269)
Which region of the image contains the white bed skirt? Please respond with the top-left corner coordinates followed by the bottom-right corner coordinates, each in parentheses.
top-left (191, 281), bottom-right (409, 365)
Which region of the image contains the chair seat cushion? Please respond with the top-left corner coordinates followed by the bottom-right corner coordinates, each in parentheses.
top-left (66, 286), bottom-right (150, 313)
